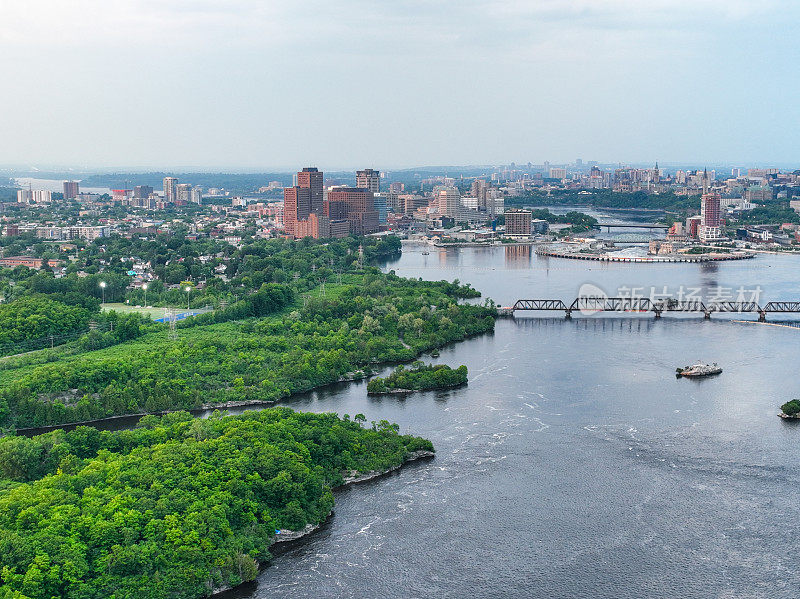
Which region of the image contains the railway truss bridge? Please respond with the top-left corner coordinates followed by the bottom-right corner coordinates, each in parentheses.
top-left (507, 298), bottom-right (800, 322)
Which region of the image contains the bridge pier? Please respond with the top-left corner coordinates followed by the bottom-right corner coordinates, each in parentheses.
top-left (565, 309), bottom-right (572, 319)
top-left (704, 312), bottom-right (711, 319)
top-left (653, 310), bottom-right (662, 319)
top-left (759, 311), bottom-right (766, 322)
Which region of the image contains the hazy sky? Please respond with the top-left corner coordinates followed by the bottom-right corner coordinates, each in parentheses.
top-left (1, 0), bottom-right (798, 170)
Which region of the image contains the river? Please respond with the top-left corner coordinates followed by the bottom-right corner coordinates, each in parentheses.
top-left (229, 245), bottom-right (800, 598)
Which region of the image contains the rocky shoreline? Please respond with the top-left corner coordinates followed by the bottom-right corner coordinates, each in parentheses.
top-left (209, 449), bottom-right (435, 596)
top-left (367, 382), bottom-right (466, 395)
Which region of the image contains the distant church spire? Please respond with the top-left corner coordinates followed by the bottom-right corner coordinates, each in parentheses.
top-left (702, 167), bottom-right (709, 194)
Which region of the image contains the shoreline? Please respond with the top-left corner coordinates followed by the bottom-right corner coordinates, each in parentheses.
top-left (367, 382), bottom-right (468, 395)
top-left (11, 327), bottom-right (493, 436)
top-left (210, 449), bottom-right (435, 597)
top-left (12, 372), bottom-right (374, 436)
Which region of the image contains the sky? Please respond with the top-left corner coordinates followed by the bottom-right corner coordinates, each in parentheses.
top-left (1, 0), bottom-right (799, 170)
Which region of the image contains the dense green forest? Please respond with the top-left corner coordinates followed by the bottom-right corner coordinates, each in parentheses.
top-left (367, 362), bottom-right (468, 393)
top-left (0, 409), bottom-right (434, 599)
top-left (0, 270), bottom-right (493, 429)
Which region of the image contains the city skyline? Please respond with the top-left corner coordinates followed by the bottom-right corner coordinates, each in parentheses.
top-left (2, 1), bottom-right (799, 168)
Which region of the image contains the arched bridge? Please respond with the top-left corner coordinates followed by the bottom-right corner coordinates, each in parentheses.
top-left (506, 298), bottom-right (800, 321)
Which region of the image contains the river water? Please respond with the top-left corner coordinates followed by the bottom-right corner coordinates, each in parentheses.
top-left (228, 244), bottom-right (800, 598)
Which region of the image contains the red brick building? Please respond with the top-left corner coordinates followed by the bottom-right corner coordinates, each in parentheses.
top-left (325, 188), bottom-right (379, 235)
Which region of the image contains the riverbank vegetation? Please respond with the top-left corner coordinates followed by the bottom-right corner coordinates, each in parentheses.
top-left (0, 268), bottom-right (494, 429)
top-left (0, 409), bottom-right (434, 599)
top-left (367, 362), bottom-right (468, 394)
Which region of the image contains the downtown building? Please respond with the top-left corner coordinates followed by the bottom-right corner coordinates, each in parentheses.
top-left (283, 167), bottom-right (325, 238)
top-left (325, 187), bottom-right (379, 235)
top-left (504, 209), bottom-right (532, 237)
top-left (356, 169), bottom-right (380, 193)
top-left (699, 191), bottom-right (724, 242)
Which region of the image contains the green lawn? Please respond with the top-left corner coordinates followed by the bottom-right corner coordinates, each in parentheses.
top-left (102, 303), bottom-right (176, 319)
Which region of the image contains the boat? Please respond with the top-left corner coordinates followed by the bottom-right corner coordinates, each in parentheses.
top-left (422, 250), bottom-right (430, 255)
top-left (676, 362), bottom-right (722, 377)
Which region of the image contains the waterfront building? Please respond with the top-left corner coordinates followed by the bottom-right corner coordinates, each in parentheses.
top-left (699, 191), bottom-right (723, 242)
top-left (505, 209), bottom-right (532, 237)
top-left (437, 186), bottom-right (462, 220)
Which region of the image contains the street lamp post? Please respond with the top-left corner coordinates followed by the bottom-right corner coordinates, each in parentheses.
top-left (142, 283), bottom-right (148, 308)
top-left (184, 286), bottom-right (191, 311)
top-left (99, 281), bottom-right (106, 306)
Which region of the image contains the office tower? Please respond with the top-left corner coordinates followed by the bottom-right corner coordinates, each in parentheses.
top-left (356, 168), bottom-right (380, 193)
top-left (437, 187), bottom-right (461, 220)
top-left (163, 177), bottom-right (178, 202)
top-left (297, 167), bottom-right (323, 214)
top-left (284, 167), bottom-right (324, 237)
top-left (325, 187), bottom-right (379, 235)
top-left (505, 209), bottom-right (532, 236)
top-left (63, 180), bottom-right (79, 199)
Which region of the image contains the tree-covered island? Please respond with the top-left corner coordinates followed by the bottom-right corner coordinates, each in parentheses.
top-left (367, 362), bottom-right (468, 394)
top-left (780, 399), bottom-right (800, 418)
top-left (0, 409), bottom-right (434, 599)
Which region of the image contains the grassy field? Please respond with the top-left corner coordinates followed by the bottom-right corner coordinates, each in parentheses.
top-left (101, 303), bottom-right (170, 319)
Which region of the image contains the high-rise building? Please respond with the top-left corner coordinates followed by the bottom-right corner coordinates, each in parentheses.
top-left (163, 177), bottom-right (178, 202)
top-left (284, 167), bottom-right (324, 238)
top-left (356, 169), bottom-right (380, 193)
top-left (16, 189), bottom-right (32, 204)
top-left (436, 187), bottom-right (461, 220)
top-left (176, 183), bottom-right (193, 203)
top-left (471, 179), bottom-right (489, 210)
top-left (505, 209), bottom-right (532, 237)
top-left (325, 187), bottom-right (379, 235)
top-left (63, 180), bottom-right (79, 199)
top-left (297, 167), bottom-right (323, 214)
top-left (133, 185), bottom-right (154, 199)
top-left (31, 190), bottom-right (53, 203)
top-left (699, 192), bottom-right (722, 242)
top-left (191, 187), bottom-right (203, 204)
